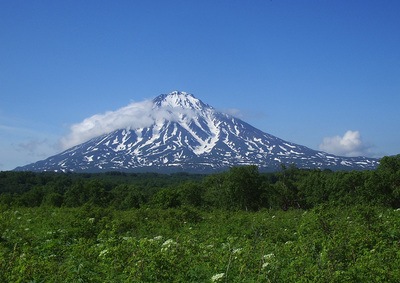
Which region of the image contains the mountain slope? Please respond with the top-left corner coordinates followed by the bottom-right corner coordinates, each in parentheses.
top-left (15, 91), bottom-right (379, 173)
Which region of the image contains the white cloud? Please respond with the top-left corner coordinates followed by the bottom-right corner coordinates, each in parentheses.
top-left (17, 138), bottom-right (55, 156)
top-left (222, 108), bottom-right (245, 118)
top-left (60, 99), bottom-right (201, 150)
top-left (221, 108), bottom-right (266, 119)
top-left (319, 130), bottom-right (373, 157)
top-left (0, 124), bottom-right (60, 170)
top-left (1, 140), bottom-right (59, 170)
top-left (61, 100), bottom-right (153, 149)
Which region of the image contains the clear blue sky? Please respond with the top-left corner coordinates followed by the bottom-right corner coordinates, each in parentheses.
top-left (1, 0), bottom-right (399, 170)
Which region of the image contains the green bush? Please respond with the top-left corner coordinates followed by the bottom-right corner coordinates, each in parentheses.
top-left (1, 205), bottom-right (399, 281)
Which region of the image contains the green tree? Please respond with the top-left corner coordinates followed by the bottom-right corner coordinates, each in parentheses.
top-left (64, 181), bottom-right (85, 207)
top-left (273, 164), bottom-right (303, 210)
top-left (178, 181), bottom-right (204, 207)
top-left (203, 171), bottom-right (230, 209)
top-left (19, 185), bottom-right (45, 207)
top-left (152, 187), bottom-right (180, 209)
top-left (110, 184), bottom-right (144, 209)
top-left (362, 170), bottom-right (392, 206)
top-left (225, 165), bottom-right (262, 211)
top-left (42, 192), bottom-right (64, 207)
top-left (378, 155), bottom-right (400, 207)
top-left (379, 154), bottom-right (400, 172)
top-left (0, 193), bottom-right (16, 207)
top-left (84, 180), bottom-right (110, 207)
top-left (297, 169), bottom-right (329, 208)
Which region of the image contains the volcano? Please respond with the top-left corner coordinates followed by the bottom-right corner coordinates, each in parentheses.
top-left (15, 91), bottom-right (379, 173)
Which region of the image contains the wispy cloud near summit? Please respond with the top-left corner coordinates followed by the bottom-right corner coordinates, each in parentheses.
top-left (61, 100), bottom-right (154, 149)
top-left (60, 97), bottom-right (203, 150)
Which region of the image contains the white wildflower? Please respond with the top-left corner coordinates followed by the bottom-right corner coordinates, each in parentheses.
top-left (161, 239), bottom-right (176, 251)
top-left (232, 248), bottom-right (243, 254)
top-left (153, 235), bottom-right (163, 241)
top-left (135, 259), bottom-right (144, 266)
top-left (263, 253), bottom-right (274, 260)
top-left (262, 262), bottom-right (270, 269)
top-left (99, 249), bottom-right (109, 257)
top-left (222, 243), bottom-right (230, 250)
top-left (88, 218), bottom-right (95, 224)
top-left (211, 273), bottom-right (225, 281)
top-left (162, 239), bottom-right (175, 246)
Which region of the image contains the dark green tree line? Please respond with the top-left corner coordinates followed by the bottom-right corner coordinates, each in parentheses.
top-left (1, 155), bottom-right (400, 211)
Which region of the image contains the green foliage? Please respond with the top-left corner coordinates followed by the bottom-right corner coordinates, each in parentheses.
top-left (3, 159), bottom-right (400, 210)
top-left (203, 171), bottom-right (231, 209)
top-left (1, 205), bottom-right (399, 281)
top-left (4, 158), bottom-right (400, 280)
top-left (378, 155), bottom-right (400, 207)
top-left (178, 181), bottom-right (204, 207)
top-left (225, 165), bottom-right (263, 211)
top-left (42, 192), bottom-right (64, 207)
top-left (110, 184), bottom-right (144, 210)
top-left (152, 187), bottom-right (181, 209)
top-left (379, 154), bottom-right (400, 172)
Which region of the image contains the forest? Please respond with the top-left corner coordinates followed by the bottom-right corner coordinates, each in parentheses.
top-left (1, 155), bottom-right (400, 281)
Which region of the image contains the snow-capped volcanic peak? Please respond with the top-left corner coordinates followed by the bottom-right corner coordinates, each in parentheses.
top-left (153, 91), bottom-right (210, 111)
top-left (152, 91), bottom-right (220, 155)
top-left (15, 91), bottom-right (380, 173)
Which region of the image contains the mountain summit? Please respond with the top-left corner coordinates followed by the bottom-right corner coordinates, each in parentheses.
top-left (153, 91), bottom-right (210, 110)
top-left (15, 91), bottom-right (379, 173)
